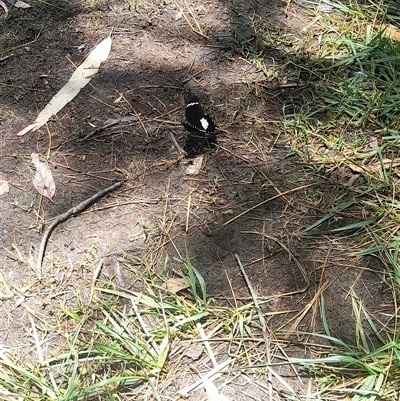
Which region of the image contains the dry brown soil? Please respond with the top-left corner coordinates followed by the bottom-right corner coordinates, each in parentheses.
top-left (0, 0), bottom-right (394, 400)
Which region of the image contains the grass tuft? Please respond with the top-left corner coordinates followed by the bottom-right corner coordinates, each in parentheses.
top-left (0, 257), bottom-right (213, 400)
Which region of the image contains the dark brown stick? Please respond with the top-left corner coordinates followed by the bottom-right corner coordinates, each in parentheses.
top-left (37, 181), bottom-right (122, 275)
top-left (168, 130), bottom-right (187, 156)
top-left (79, 121), bottom-right (119, 142)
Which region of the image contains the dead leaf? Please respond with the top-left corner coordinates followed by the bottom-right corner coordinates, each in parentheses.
top-left (14, 1), bottom-right (31, 8)
top-left (345, 174), bottom-right (360, 187)
top-left (383, 24), bottom-right (400, 41)
top-left (186, 154), bottom-right (203, 175)
top-left (166, 277), bottom-right (189, 294)
top-left (113, 93), bottom-right (123, 103)
top-left (31, 153), bottom-right (55, 201)
top-left (348, 159), bottom-right (400, 174)
top-left (18, 36), bottom-right (112, 136)
top-left (347, 163), bottom-right (366, 174)
top-left (369, 136), bottom-right (378, 150)
top-left (0, 1), bottom-right (8, 16)
top-left (374, 159), bottom-right (400, 171)
top-left (184, 344), bottom-right (203, 360)
top-left (0, 175), bottom-right (9, 195)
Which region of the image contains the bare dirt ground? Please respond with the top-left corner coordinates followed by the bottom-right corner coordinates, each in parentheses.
top-left (0, 0), bottom-right (395, 399)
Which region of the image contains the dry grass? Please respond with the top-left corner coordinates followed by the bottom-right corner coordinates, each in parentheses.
top-left (1, 0), bottom-right (400, 400)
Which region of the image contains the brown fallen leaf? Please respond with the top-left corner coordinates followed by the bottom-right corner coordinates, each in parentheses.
top-left (31, 153), bottom-right (55, 201)
top-left (184, 344), bottom-right (203, 360)
top-left (369, 136), bottom-right (378, 150)
top-left (186, 154), bottom-right (203, 175)
top-left (0, 174), bottom-right (9, 195)
top-left (382, 24), bottom-right (400, 41)
top-left (348, 158), bottom-right (400, 174)
top-left (345, 174), bottom-right (360, 187)
top-left (166, 277), bottom-right (189, 294)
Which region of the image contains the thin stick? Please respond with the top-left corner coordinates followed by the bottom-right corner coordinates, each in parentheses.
top-left (223, 183), bottom-right (314, 227)
top-left (173, 0), bottom-right (207, 38)
top-left (186, 192), bottom-right (191, 233)
top-left (242, 231), bottom-right (310, 296)
top-left (120, 93), bottom-right (148, 136)
top-left (168, 130), bottom-right (187, 156)
top-left (89, 258), bottom-right (104, 303)
top-left (182, 68), bottom-right (209, 84)
top-left (2, 27), bottom-right (43, 54)
top-left (0, 53), bottom-right (13, 62)
top-left (235, 254), bottom-right (273, 401)
top-left (258, 233), bottom-right (309, 292)
top-left (37, 181), bottom-right (122, 275)
top-left (79, 120), bottom-right (119, 142)
top-left (27, 310), bottom-right (44, 363)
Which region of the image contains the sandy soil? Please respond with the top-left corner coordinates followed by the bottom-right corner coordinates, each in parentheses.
top-left (0, 0), bottom-right (394, 399)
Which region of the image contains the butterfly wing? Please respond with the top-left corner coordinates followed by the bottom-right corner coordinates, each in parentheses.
top-left (184, 99), bottom-right (215, 134)
top-left (182, 96), bottom-right (216, 156)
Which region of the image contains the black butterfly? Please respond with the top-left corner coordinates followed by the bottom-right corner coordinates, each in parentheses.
top-left (182, 96), bottom-right (216, 156)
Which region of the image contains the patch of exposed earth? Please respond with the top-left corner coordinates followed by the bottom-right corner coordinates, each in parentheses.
top-left (0, 0), bottom-right (394, 399)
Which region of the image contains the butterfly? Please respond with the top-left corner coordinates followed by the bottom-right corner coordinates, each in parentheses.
top-left (182, 96), bottom-right (216, 156)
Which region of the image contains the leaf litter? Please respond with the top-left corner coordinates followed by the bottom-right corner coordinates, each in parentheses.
top-left (0, 1), bottom-right (397, 400)
top-left (31, 153), bottom-right (55, 201)
top-left (18, 36), bottom-right (112, 136)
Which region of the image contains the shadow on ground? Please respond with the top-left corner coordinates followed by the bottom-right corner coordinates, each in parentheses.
top-left (0, 0), bottom-right (393, 388)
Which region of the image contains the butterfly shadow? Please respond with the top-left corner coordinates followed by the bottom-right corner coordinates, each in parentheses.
top-left (183, 130), bottom-right (217, 157)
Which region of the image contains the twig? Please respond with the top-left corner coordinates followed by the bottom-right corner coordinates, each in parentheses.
top-left (0, 53), bottom-right (13, 62)
top-left (89, 258), bottom-right (104, 303)
top-left (35, 126), bottom-right (53, 227)
top-left (182, 68), bottom-right (209, 84)
top-left (120, 93), bottom-right (149, 136)
top-left (241, 231), bottom-right (310, 297)
top-left (235, 254), bottom-right (273, 401)
top-left (186, 192), bottom-right (192, 233)
top-left (130, 296), bottom-right (154, 346)
top-left (26, 309), bottom-right (44, 363)
top-left (1, 27), bottom-right (42, 55)
top-left (173, 0), bottom-right (207, 38)
top-left (223, 183), bottom-right (315, 227)
top-left (79, 120), bottom-right (119, 142)
top-left (257, 233), bottom-right (309, 294)
top-left (168, 130), bottom-right (187, 156)
top-left (37, 181), bottom-right (122, 275)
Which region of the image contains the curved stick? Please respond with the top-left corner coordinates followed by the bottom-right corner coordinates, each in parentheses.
top-left (37, 181), bottom-right (122, 275)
